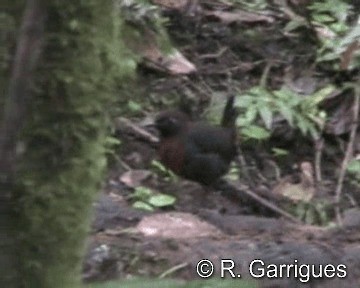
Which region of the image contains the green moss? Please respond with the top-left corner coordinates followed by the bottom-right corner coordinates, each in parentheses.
top-left (12, 1), bottom-right (134, 287)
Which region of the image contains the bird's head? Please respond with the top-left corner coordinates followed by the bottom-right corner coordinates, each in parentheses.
top-left (155, 110), bottom-right (190, 138)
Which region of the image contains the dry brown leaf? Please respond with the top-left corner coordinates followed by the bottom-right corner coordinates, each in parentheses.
top-left (120, 170), bottom-right (152, 188)
top-left (133, 28), bottom-right (196, 75)
top-left (273, 162), bottom-right (315, 202)
top-left (151, 0), bottom-right (190, 10)
top-left (340, 40), bottom-right (359, 70)
top-left (136, 212), bottom-right (222, 238)
top-left (162, 50), bottom-right (197, 74)
top-left (204, 9), bottom-right (274, 24)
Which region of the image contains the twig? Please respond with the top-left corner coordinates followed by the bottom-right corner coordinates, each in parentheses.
top-left (226, 181), bottom-right (303, 224)
top-left (344, 193), bottom-right (358, 207)
top-left (259, 61), bottom-right (273, 88)
top-left (114, 117), bottom-right (159, 144)
top-left (314, 137), bottom-right (324, 182)
top-left (158, 262), bottom-right (189, 279)
top-left (114, 155), bottom-right (132, 171)
top-left (199, 47), bottom-right (228, 59)
top-left (335, 88), bottom-right (360, 224)
top-left (234, 150), bottom-right (253, 184)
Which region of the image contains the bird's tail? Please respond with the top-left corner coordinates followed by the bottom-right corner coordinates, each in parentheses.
top-left (221, 95), bottom-right (238, 128)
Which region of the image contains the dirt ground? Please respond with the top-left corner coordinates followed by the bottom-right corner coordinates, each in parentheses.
top-left (83, 136), bottom-right (360, 287)
top-left (83, 1), bottom-right (360, 287)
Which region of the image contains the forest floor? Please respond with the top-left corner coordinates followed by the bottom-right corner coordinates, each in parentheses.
top-left (83, 1), bottom-right (360, 287)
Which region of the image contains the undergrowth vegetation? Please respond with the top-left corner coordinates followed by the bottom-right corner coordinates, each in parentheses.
top-left (114, 0), bottom-right (359, 226)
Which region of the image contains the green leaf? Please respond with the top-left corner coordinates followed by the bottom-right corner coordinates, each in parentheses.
top-left (151, 160), bottom-right (177, 180)
top-left (133, 201), bottom-right (154, 211)
top-left (305, 207), bottom-right (316, 224)
top-left (347, 159), bottom-right (360, 174)
top-left (258, 105), bottom-right (273, 129)
top-left (244, 106), bottom-right (258, 123)
top-left (132, 186), bottom-right (153, 200)
top-left (235, 95), bottom-right (254, 107)
top-left (242, 125), bottom-right (270, 140)
top-left (236, 105), bottom-right (257, 127)
top-left (277, 102), bottom-right (294, 126)
top-left (305, 85), bottom-right (336, 107)
top-left (148, 194), bottom-right (176, 207)
top-left (284, 19), bottom-right (307, 32)
top-left (294, 113), bottom-right (310, 135)
top-left (308, 123), bottom-right (320, 140)
top-left (313, 14), bottom-right (335, 23)
top-left (127, 100), bottom-right (142, 112)
top-left (105, 136), bottom-right (121, 146)
top-left (272, 148), bottom-right (289, 156)
top-left (151, 160), bottom-right (168, 173)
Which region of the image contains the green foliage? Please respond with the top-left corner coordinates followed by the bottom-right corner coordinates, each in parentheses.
top-left (225, 163), bottom-right (241, 181)
top-left (236, 85), bottom-right (331, 140)
top-left (308, 0), bottom-right (359, 68)
top-left (119, 0), bottom-right (173, 54)
top-left (309, 0), bottom-right (350, 33)
top-left (105, 136), bottom-right (122, 157)
top-left (151, 160), bottom-right (178, 182)
top-left (294, 200), bottom-right (332, 226)
top-left (87, 278), bottom-right (258, 288)
top-left (347, 159), bottom-right (360, 186)
top-left (127, 100), bottom-right (143, 113)
top-left (272, 148), bottom-right (289, 157)
top-left (130, 186), bottom-right (176, 211)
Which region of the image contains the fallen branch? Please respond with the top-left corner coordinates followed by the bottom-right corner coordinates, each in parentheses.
top-left (222, 181), bottom-right (303, 224)
top-left (158, 262), bottom-right (189, 279)
top-left (114, 117), bottom-right (159, 144)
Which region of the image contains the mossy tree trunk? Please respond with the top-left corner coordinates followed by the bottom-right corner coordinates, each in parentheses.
top-left (1, 0), bottom-right (132, 287)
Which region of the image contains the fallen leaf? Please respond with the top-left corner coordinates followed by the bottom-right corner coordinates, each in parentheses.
top-left (273, 162), bottom-right (315, 202)
top-left (120, 170), bottom-right (152, 188)
top-left (204, 9), bottom-right (274, 24)
top-left (136, 212), bottom-right (222, 238)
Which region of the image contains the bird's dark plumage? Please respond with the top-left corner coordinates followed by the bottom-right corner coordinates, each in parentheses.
top-left (155, 96), bottom-right (238, 185)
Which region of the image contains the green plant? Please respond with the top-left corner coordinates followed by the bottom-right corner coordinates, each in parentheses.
top-left (130, 186), bottom-right (176, 211)
top-left (235, 85), bottom-right (332, 140)
top-left (119, 0), bottom-right (173, 54)
top-left (151, 160), bottom-right (178, 182)
top-left (347, 159), bottom-right (360, 186)
top-left (283, 0), bottom-right (358, 70)
top-left (294, 200), bottom-right (332, 225)
top-left (308, 0), bottom-right (359, 68)
top-left (272, 148), bottom-right (289, 157)
top-left (127, 100), bottom-right (143, 113)
top-left (104, 135), bottom-right (122, 155)
top-left (225, 163), bottom-right (241, 181)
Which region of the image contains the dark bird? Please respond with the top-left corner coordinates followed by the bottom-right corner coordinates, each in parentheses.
top-left (154, 96), bottom-right (238, 185)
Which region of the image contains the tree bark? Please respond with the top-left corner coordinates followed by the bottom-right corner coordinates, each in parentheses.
top-left (1, 1), bottom-right (128, 287)
top-left (0, 1), bottom-right (45, 286)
